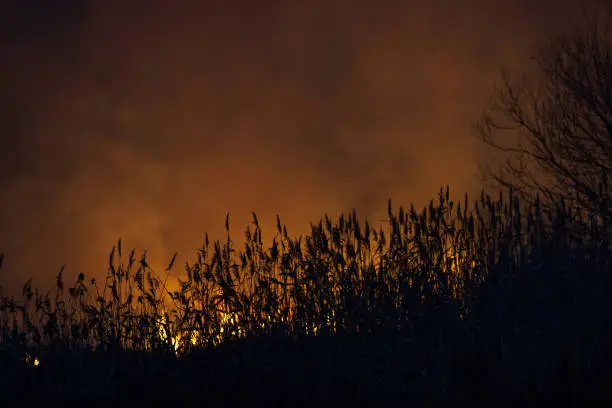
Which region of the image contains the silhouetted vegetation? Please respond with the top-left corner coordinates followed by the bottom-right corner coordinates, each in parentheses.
top-left (2, 186), bottom-right (612, 406)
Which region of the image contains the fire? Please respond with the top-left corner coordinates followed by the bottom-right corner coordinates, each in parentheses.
top-left (155, 303), bottom-right (244, 355)
top-left (156, 315), bottom-right (199, 354)
top-left (25, 353), bottom-right (40, 367)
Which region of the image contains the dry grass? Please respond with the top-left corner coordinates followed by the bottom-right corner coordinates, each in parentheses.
top-left (1, 185), bottom-right (612, 406)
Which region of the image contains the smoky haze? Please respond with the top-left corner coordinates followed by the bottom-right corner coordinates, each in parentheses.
top-left (0, 0), bottom-right (603, 295)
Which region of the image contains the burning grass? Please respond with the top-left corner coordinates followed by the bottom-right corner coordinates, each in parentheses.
top-left (2, 185), bottom-right (612, 405)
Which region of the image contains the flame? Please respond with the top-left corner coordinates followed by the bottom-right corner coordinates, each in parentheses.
top-left (155, 304), bottom-right (245, 355)
top-left (25, 353), bottom-right (40, 367)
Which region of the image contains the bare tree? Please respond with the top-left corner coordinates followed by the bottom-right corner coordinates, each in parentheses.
top-left (478, 7), bottom-right (612, 219)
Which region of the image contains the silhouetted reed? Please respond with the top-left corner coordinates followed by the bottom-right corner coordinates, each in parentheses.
top-left (1, 185), bottom-right (611, 406)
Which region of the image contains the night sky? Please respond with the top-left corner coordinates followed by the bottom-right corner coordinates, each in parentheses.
top-left (0, 0), bottom-right (606, 295)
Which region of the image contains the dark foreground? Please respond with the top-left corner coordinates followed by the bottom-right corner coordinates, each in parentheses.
top-left (3, 322), bottom-right (612, 408)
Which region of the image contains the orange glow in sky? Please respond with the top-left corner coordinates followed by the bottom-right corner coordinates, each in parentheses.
top-left (0, 0), bottom-right (606, 296)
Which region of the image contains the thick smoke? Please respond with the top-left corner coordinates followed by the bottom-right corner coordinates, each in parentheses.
top-left (0, 0), bottom-right (601, 294)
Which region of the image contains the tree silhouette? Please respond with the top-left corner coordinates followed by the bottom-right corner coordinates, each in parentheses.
top-left (478, 7), bottom-right (612, 219)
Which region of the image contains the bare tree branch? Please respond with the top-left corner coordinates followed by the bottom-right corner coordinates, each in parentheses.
top-left (477, 7), bottom-right (612, 220)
